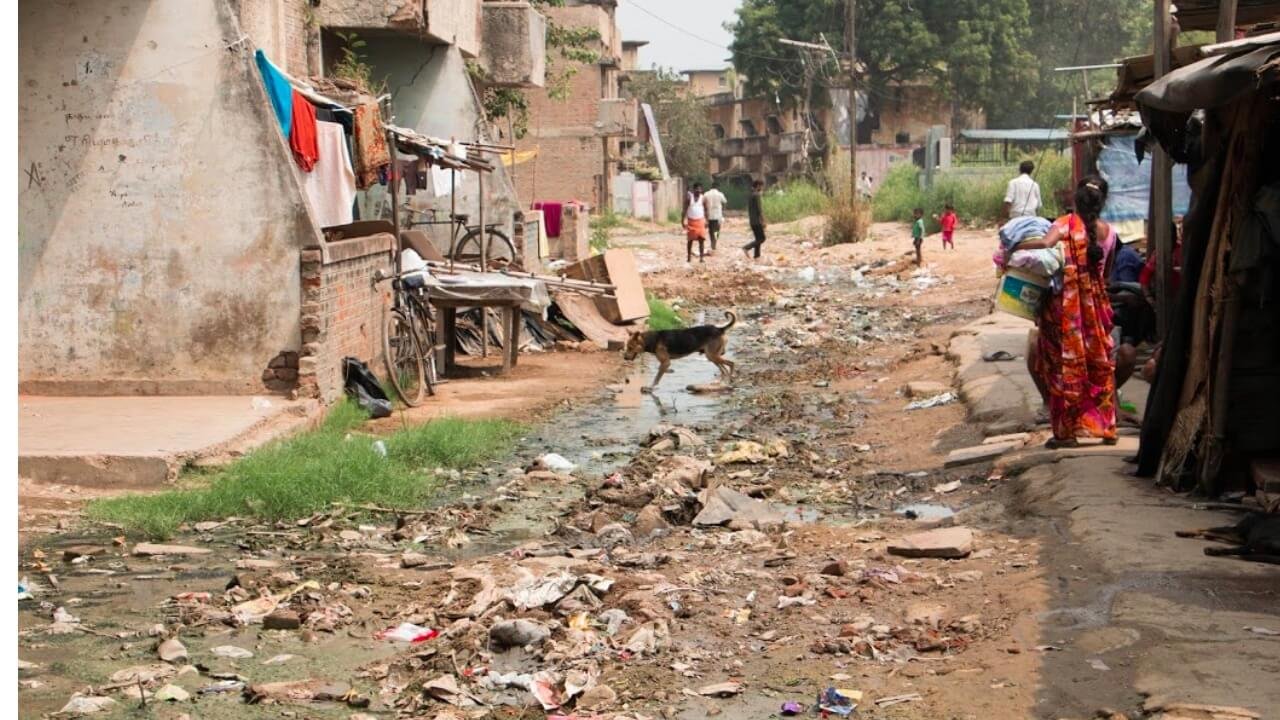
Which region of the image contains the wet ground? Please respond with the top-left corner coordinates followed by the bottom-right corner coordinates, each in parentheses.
top-left (20, 219), bottom-right (1276, 720)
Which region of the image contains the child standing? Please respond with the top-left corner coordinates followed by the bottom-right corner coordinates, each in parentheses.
top-left (911, 207), bottom-right (925, 265)
top-left (938, 203), bottom-right (957, 250)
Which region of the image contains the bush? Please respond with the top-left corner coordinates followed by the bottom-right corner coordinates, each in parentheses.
top-left (646, 294), bottom-right (685, 331)
top-left (762, 180), bottom-right (830, 224)
top-left (821, 163), bottom-right (871, 245)
top-left (589, 209), bottom-right (626, 253)
top-left (872, 151), bottom-right (1072, 230)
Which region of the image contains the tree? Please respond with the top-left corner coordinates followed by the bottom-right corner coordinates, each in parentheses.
top-left (624, 69), bottom-right (713, 181)
top-left (727, 0), bottom-right (1155, 130)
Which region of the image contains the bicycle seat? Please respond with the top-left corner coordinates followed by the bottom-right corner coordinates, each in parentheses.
top-left (451, 213), bottom-right (469, 223)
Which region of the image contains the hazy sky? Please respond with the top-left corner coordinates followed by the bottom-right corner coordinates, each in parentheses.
top-left (616, 0), bottom-right (743, 72)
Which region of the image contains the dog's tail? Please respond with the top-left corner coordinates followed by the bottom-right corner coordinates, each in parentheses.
top-left (718, 311), bottom-right (737, 332)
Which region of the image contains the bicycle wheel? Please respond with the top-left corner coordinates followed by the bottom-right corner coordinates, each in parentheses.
top-left (406, 296), bottom-right (438, 395)
top-left (454, 227), bottom-right (517, 268)
top-left (383, 308), bottom-right (426, 407)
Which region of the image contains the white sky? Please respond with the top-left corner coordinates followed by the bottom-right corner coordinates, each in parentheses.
top-left (616, 0), bottom-right (743, 72)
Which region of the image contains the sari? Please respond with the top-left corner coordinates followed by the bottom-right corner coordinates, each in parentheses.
top-left (1033, 214), bottom-right (1118, 442)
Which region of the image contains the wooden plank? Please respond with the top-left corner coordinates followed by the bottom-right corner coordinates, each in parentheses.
top-left (441, 306), bottom-right (457, 375)
top-left (1217, 0), bottom-right (1238, 41)
top-left (505, 307), bottom-right (520, 369)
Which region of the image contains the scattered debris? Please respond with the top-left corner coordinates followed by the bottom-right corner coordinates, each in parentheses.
top-left (210, 645), bottom-right (254, 659)
top-left (905, 392), bottom-right (956, 410)
top-left (817, 687), bottom-right (862, 716)
top-left (696, 681), bottom-right (743, 697)
top-left (133, 543), bottom-right (211, 557)
top-left (58, 694), bottom-right (117, 715)
top-left (693, 486), bottom-right (785, 528)
top-left (888, 527), bottom-right (975, 559)
top-left (156, 637), bottom-right (187, 663)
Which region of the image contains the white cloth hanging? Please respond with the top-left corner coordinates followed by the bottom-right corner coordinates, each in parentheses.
top-left (304, 120), bottom-right (357, 228)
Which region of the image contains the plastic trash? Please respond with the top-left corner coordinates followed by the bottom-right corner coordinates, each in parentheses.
top-left (372, 440), bottom-right (388, 458)
top-left (781, 700), bottom-right (805, 715)
top-left (905, 391), bottom-right (957, 410)
top-left (376, 622), bottom-right (439, 643)
top-left (816, 687), bottom-right (863, 716)
top-left (250, 396), bottom-right (273, 410)
top-left (538, 453), bottom-right (576, 473)
top-left (343, 357), bottom-right (392, 419)
top-left (18, 577), bottom-right (31, 600)
top-left (797, 266), bottom-right (817, 283)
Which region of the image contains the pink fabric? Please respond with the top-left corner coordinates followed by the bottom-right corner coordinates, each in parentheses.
top-left (533, 202), bottom-right (564, 238)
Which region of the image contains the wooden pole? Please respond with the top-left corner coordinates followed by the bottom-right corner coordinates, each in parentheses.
top-left (846, 0), bottom-right (857, 196)
top-left (1216, 0), bottom-right (1238, 42)
top-left (479, 168), bottom-right (488, 358)
top-left (1151, 0), bottom-right (1174, 341)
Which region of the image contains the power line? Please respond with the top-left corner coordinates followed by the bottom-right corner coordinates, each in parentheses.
top-left (622, 0), bottom-right (803, 64)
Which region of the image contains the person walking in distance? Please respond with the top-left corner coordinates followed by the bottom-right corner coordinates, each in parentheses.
top-left (703, 180), bottom-right (727, 254)
top-left (1003, 160), bottom-right (1042, 220)
top-left (742, 179), bottom-right (767, 260)
top-left (683, 182), bottom-right (709, 263)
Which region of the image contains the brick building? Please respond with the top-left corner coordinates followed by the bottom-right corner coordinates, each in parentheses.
top-left (511, 0), bottom-right (635, 210)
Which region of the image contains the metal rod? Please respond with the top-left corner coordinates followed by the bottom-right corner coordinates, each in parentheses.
top-left (479, 168), bottom-right (488, 358)
top-left (386, 107), bottom-right (403, 279)
top-left (846, 0), bottom-right (857, 198)
top-left (449, 168), bottom-right (457, 274)
top-left (1052, 63), bottom-right (1122, 72)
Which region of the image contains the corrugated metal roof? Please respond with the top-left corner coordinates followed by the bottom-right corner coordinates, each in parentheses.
top-left (958, 128), bottom-right (1070, 142)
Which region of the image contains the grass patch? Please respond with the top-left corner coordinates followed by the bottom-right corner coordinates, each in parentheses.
top-left (762, 180), bottom-right (831, 224)
top-left (872, 152), bottom-right (1072, 230)
top-left (666, 207), bottom-right (682, 225)
top-left (589, 209), bottom-right (627, 254)
top-left (88, 403), bottom-right (523, 538)
top-left (646, 293), bottom-right (686, 331)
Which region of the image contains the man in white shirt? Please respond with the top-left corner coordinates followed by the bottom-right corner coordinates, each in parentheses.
top-left (703, 180), bottom-right (727, 253)
top-left (1003, 160), bottom-right (1043, 219)
top-left (859, 172), bottom-right (874, 200)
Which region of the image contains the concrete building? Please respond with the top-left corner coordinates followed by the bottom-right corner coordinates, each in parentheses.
top-left (511, 0), bottom-right (636, 211)
top-left (18, 0), bottom-right (545, 400)
top-left (685, 68), bottom-right (985, 185)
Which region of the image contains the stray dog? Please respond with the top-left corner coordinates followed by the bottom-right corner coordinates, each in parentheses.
top-left (1176, 513), bottom-right (1280, 564)
top-left (623, 312), bottom-right (736, 390)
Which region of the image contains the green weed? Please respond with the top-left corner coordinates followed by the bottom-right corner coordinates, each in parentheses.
top-left (88, 404), bottom-right (523, 538)
top-left (646, 294), bottom-right (686, 331)
top-left (762, 180), bottom-right (831, 224)
top-left (872, 152), bottom-right (1071, 230)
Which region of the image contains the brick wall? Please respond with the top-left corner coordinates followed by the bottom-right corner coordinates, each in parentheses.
top-left (298, 235), bottom-right (395, 402)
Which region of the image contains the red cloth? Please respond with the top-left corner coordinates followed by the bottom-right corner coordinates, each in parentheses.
top-left (940, 210), bottom-right (958, 233)
top-left (288, 90), bottom-right (318, 172)
top-left (1139, 241), bottom-right (1181, 294)
top-left (533, 201), bottom-right (564, 238)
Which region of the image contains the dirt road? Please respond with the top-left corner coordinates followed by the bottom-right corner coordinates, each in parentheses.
top-left (17, 216), bottom-right (1274, 720)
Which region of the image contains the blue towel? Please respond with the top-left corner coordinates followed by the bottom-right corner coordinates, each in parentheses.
top-left (255, 49), bottom-right (293, 137)
top-left (998, 216), bottom-right (1052, 250)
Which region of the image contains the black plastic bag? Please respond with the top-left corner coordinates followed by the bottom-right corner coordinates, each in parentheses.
top-left (343, 357), bottom-right (392, 418)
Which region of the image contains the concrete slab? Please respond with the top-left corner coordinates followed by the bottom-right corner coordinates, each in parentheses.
top-left (19, 395), bottom-right (319, 487)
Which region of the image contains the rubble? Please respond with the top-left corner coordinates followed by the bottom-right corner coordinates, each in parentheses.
top-left (888, 527), bottom-right (975, 559)
top-left (132, 543), bottom-right (211, 557)
top-left (693, 486), bottom-right (785, 528)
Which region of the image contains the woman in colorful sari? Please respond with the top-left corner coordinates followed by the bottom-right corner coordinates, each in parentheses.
top-left (1022, 176), bottom-right (1118, 448)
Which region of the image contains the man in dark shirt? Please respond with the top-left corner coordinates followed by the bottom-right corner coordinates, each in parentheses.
top-left (742, 179), bottom-right (767, 260)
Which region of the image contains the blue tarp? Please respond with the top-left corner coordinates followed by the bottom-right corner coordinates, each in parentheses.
top-left (1098, 133), bottom-right (1190, 223)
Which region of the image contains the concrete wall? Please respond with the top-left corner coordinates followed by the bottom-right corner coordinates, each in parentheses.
top-left (872, 83), bottom-right (985, 145)
top-left (19, 0), bottom-right (318, 395)
top-left (360, 36), bottom-right (521, 255)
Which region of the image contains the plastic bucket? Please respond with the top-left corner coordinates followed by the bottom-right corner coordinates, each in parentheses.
top-left (994, 268), bottom-right (1049, 321)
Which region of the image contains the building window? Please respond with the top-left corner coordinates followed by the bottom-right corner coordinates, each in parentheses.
top-left (718, 75), bottom-right (727, 86)
top-left (713, 124), bottom-right (726, 139)
top-left (739, 119), bottom-right (758, 137)
top-left (765, 115), bottom-right (783, 135)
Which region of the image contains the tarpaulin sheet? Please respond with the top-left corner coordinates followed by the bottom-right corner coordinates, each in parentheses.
top-left (421, 270), bottom-right (551, 313)
top-left (1098, 133), bottom-right (1190, 224)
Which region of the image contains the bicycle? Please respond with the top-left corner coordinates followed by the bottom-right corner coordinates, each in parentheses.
top-left (402, 206), bottom-right (518, 269)
top-left (374, 268), bottom-right (440, 406)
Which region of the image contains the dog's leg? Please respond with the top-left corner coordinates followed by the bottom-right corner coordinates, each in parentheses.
top-left (646, 358), bottom-right (670, 391)
top-left (706, 339), bottom-right (736, 383)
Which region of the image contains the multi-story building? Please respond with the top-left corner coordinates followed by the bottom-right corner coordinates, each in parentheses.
top-left (510, 0), bottom-right (636, 211)
top-left (18, 0), bottom-right (545, 399)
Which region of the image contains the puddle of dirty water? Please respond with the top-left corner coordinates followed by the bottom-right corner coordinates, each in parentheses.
top-left (895, 502), bottom-right (955, 522)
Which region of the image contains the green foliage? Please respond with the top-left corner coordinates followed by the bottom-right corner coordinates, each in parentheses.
top-left (88, 404), bottom-right (523, 538)
top-left (872, 152), bottom-right (1071, 228)
top-left (728, 0), bottom-right (1159, 128)
top-left (625, 69), bottom-right (714, 181)
top-left (666, 208), bottom-right (682, 225)
top-left (729, 0), bottom-right (1035, 128)
top-left (646, 294), bottom-right (686, 331)
top-left (331, 31), bottom-right (386, 95)
top-left (589, 209), bottom-right (626, 253)
top-left (762, 180), bottom-right (830, 224)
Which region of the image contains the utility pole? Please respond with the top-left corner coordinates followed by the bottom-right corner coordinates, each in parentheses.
top-left (1151, 0), bottom-right (1173, 341)
top-left (846, 0), bottom-right (857, 197)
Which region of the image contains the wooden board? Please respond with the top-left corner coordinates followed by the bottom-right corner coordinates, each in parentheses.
top-left (563, 249), bottom-right (649, 323)
top-left (553, 292), bottom-right (632, 347)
